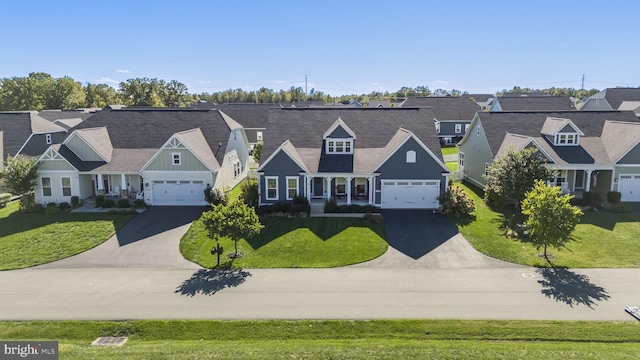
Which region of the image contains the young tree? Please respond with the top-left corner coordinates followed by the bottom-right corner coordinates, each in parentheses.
top-left (483, 147), bottom-right (553, 209)
top-left (521, 180), bottom-right (583, 259)
top-left (252, 142), bottom-right (263, 163)
top-left (0, 156), bottom-right (39, 209)
top-left (201, 201), bottom-right (263, 258)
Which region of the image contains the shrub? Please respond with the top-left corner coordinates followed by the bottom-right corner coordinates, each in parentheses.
top-left (95, 195), bottom-right (105, 207)
top-left (292, 195), bottom-right (309, 206)
top-left (109, 208), bottom-right (138, 215)
top-left (582, 191), bottom-right (601, 207)
top-left (324, 198), bottom-right (338, 213)
top-left (117, 199), bottom-right (130, 208)
top-left (71, 196), bottom-right (80, 206)
top-left (134, 199), bottom-right (145, 207)
top-left (0, 193), bottom-right (11, 208)
top-left (363, 212), bottom-right (383, 224)
top-left (205, 186), bottom-right (228, 206)
top-left (44, 206), bottom-right (61, 215)
top-left (103, 199), bottom-right (115, 208)
top-left (239, 179), bottom-right (259, 208)
top-left (569, 197), bottom-right (583, 207)
top-left (256, 201), bottom-right (309, 217)
top-left (607, 191), bottom-right (621, 204)
top-left (46, 202), bottom-right (57, 208)
top-left (608, 203), bottom-right (632, 214)
top-left (28, 204), bottom-right (44, 213)
top-left (59, 202), bottom-right (70, 211)
top-left (438, 185), bottom-right (475, 217)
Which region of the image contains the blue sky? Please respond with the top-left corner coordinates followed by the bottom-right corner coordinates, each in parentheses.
top-left (1, 0), bottom-right (639, 96)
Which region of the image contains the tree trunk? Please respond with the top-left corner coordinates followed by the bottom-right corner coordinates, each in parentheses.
top-left (234, 240), bottom-right (238, 255)
top-left (543, 244), bottom-right (548, 260)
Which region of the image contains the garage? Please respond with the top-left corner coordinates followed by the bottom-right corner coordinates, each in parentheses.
top-left (618, 175), bottom-right (640, 202)
top-left (151, 180), bottom-right (207, 206)
top-left (381, 180), bottom-right (441, 209)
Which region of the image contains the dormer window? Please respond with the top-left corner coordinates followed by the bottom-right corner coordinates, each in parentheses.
top-left (326, 139), bottom-right (353, 154)
top-left (435, 121), bottom-right (440, 134)
top-left (554, 133), bottom-right (578, 146)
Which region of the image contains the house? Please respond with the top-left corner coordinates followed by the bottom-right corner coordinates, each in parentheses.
top-left (215, 103), bottom-right (271, 153)
top-left (618, 101), bottom-right (640, 117)
top-left (256, 108), bottom-right (450, 209)
top-left (463, 94), bottom-right (496, 110)
top-left (578, 88), bottom-right (640, 111)
top-left (37, 109), bottom-right (96, 130)
top-left (34, 108), bottom-right (251, 206)
top-left (457, 110), bottom-right (640, 201)
top-left (0, 112), bottom-right (68, 166)
top-left (489, 95), bottom-right (576, 111)
top-left (400, 96), bottom-right (482, 144)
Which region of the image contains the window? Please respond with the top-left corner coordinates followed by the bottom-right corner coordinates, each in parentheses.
top-left (355, 178), bottom-right (367, 196)
top-left (61, 177), bottom-right (71, 196)
top-left (435, 122), bottom-right (440, 134)
top-left (458, 152), bottom-right (465, 167)
top-left (42, 177), bottom-right (52, 196)
top-left (326, 139), bottom-right (353, 154)
top-left (477, 126), bottom-right (480, 136)
top-left (286, 177), bottom-right (298, 200)
top-left (554, 133), bottom-right (577, 146)
top-left (233, 161), bottom-right (242, 178)
top-left (45, 133), bottom-right (52, 144)
top-left (455, 124), bottom-right (462, 133)
top-left (335, 178), bottom-right (346, 195)
top-left (172, 152), bottom-right (181, 165)
top-left (465, 124), bottom-right (470, 132)
top-left (256, 131), bottom-right (263, 141)
top-left (406, 150), bottom-right (416, 163)
top-left (266, 176), bottom-right (278, 200)
top-left (484, 163), bottom-right (490, 176)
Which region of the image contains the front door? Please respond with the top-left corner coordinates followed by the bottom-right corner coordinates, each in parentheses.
top-left (575, 170), bottom-right (585, 190)
top-left (103, 177), bottom-right (110, 194)
top-left (313, 177), bottom-right (324, 198)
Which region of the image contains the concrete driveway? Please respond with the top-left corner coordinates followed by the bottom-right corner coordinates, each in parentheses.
top-left (37, 206), bottom-right (205, 269)
top-left (352, 210), bottom-right (517, 268)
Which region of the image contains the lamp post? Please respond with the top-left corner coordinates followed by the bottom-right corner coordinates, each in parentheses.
top-left (211, 242), bottom-right (223, 267)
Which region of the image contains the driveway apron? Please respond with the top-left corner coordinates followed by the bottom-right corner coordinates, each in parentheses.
top-left (352, 210), bottom-right (517, 268)
top-left (37, 206), bottom-right (205, 269)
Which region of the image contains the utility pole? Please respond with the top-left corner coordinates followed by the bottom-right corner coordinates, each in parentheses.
top-left (581, 74), bottom-right (585, 90)
top-left (305, 75), bottom-right (308, 96)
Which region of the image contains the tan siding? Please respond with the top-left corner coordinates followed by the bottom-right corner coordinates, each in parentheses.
top-left (66, 135), bottom-right (104, 161)
top-left (145, 149), bottom-right (209, 171)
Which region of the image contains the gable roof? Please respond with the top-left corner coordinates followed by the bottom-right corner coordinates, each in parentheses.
top-left (72, 127), bottom-right (113, 162)
top-left (0, 113), bottom-right (32, 160)
top-left (323, 117), bottom-right (357, 139)
top-left (69, 109), bottom-right (237, 165)
top-left (495, 134), bottom-right (555, 163)
top-left (469, 111), bottom-right (640, 164)
top-left (600, 121), bottom-right (640, 163)
top-left (494, 96), bottom-right (576, 111)
top-left (400, 96), bottom-right (481, 120)
top-left (262, 107), bottom-right (441, 163)
top-left (600, 88), bottom-right (640, 109)
top-left (174, 128), bottom-right (220, 171)
top-left (210, 103), bottom-right (271, 129)
top-left (540, 117), bottom-right (584, 136)
top-left (37, 110), bottom-right (95, 122)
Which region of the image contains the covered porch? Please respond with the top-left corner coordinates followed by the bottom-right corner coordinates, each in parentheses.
top-left (304, 174), bottom-right (377, 205)
top-left (82, 173), bottom-right (144, 199)
top-left (549, 168), bottom-right (614, 197)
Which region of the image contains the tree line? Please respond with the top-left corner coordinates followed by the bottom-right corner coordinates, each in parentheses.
top-left (0, 72), bottom-right (611, 111)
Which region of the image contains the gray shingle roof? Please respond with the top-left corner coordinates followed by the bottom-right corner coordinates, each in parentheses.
top-left (474, 111), bottom-right (640, 164)
top-left (495, 96), bottom-right (576, 111)
top-left (0, 113), bottom-right (63, 160)
top-left (214, 103), bottom-right (271, 129)
top-left (262, 107), bottom-right (441, 168)
top-left (37, 110), bottom-right (95, 122)
top-left (602, 88), bottom-right (640, 109)
top-left (400, 96), bottom-right (481, 120)
top-left (70, 109), bottom-right (235, 165)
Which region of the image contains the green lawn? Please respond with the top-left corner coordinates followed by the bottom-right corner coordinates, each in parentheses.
top-left (454, 182), bottom-right (640, 268)
top-left (1, 320), bottom-right (639, 359)
top-left (446, 161), bottom-right (458, 172)
top-left (441, 145), bottom-right (459, 156)
top-left (180, 216), bottom-right (387, 268)
top-left (0, 202), bottom-right (135, 270)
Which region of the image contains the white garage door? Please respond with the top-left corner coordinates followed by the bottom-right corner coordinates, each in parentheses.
top-left (618, 175), bottom-right (640, 202)
top-left (152, 180), bottom-right (206, 206)
top-left (381, 180), bottom-right (441, 209)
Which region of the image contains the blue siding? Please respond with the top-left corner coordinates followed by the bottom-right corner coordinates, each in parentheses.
top-left (259, 150), bottom-right (304, 204)
top-left (327, 125), bottom-right (352, 138)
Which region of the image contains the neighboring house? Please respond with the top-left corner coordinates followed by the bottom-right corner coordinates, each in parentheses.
top-left (457, 110), bottom-right (640, 201)
top-left (367, 100), bottom-right (391, 108)
top-left (34, 109), bottom-right (251, 206)
top-left (463, 94), bottom-right (496, 110)
top-left (578, 88), bottom-right (640, 111)
top-left (37, 109), bottom-right (96, 130)
top-left (618, 101), bottom-right (640, 117)
top-left (400, 96), bottom-right (482, 144)
top-left (256, 108), bottom-right (450, 209)
top-left (489, 95), bottom-right (576, 111)
top-left (215, 103), bottom-right (271, 153)
top-left (0, 112), bottom-right (68, 163)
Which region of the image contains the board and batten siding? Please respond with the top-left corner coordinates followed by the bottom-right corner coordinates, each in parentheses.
top-left (259, 150), bottom-right (304, 204)
top-left (145, 149), bottom-right (209, 171)
top-left (65, 135), bottom-right (104, 161)
top-left (38, 159), bottom-right (76, 171)
top-left (458, 119), bottom-right (493, 187)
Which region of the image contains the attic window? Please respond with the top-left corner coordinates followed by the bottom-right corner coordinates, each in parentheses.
top-left (406, 150), bottom-right (416, 163)
top-left (46, 133), bottom-right (52, 144)
top-left (172, 152), bottom-right (182, 165)
top-left (435, 122), bottom-right (440, 134)
top-left (326, 139), bottom-right (353, 154)
top-left (455, 124), bottom-right (462, 133)
top-left (554, 133), bottom-right (578, 146)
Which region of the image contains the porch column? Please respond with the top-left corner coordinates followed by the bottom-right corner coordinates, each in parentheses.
top-left (326, 176), bottom-right (333, 200)
top-left (346, 177), bottom-right (353, 205)
top-left (97, 174), bottom-right (104, 196)
top-left (306, 176), bottom-right (312, 202)
top-left (367, 177), bottom-right (374, 205)
top-left (585, 169), bottom-right (592, 192)
top-left (121, 174), bottom-right (127, 197)
top-left (610, 170), bottom-right (616, 191)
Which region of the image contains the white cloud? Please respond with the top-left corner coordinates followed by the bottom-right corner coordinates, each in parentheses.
top-left (435, 80), bottom-right (449, 85)
top-left (371, 82), bottom-right (381, 86)
top-left (274, 80), bottom-right (286, 84)
top-left (94, 77), bottom-right (118, 85)
top-left (116, 69), bottom-right (130, 73)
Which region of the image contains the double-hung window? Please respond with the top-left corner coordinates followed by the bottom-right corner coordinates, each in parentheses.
top-left (286, 177), bottom-right (298, 200)
top-left (266, 176), bottom-right (278, 200)
top-left (42, 177), bottom-right (52, 196)
top-left (61, 177), bottom-right (71, 196)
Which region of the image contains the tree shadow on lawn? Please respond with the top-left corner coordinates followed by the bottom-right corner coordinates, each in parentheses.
top-left (175, 267), bottom-right (251, 297)
top-left (578, 209), bottom-right (640, 231)
top-left (246, 216), bottom-right (382, 250)
top-left (0, 210), bottom-right (133, 238)
top-left (536, 264), bottom-right (610, 309)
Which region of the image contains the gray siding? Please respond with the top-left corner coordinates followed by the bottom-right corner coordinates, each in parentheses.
top-left (458, 120), bottom-right (493, 187)
top-left (439, 121), bottom-right (471, 137)
top-left (327, 126), bottom-right (351, 138)
top-left (375, 137), bottom-right (447, 194)
top-left (66, 135), bottom-right (104, 161)
top-left (580, 99), bottom-right (613, 111)
top-left (260, 150), bottom-right (304, 204)
top-left (618, 143), bottom-right (640, 164)
top-left (38, 159), bottom-right (75, 171)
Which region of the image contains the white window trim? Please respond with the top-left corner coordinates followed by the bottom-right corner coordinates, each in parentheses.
top-left (458, 152), bottom-right (465, 168)
top-left (455, 124), bottom-right (462, 134)
top-left (172, 152), bottom-right (182, 165)
top-left (256, 131), bottom-right (263, 141)
top-left (285, 176), bottom-right (298, 200)
top-left (265, 176), bottom-right (278, 200)
top-left (42, 177), bottom-right (52, 197)
top-left (406, 150), bottom-right (416, 163)
top-left (554, 133), bottom-right (578, 146)
top-left (465, 124), bottom-right (470, 132)
top-left (325, 138), bottom-right (353, 154)
top-left (61, 177), bottom-right (71, 197)
top-left (435, 121), bottom-right (440, 134)
top-left (45, 133), bottom-right (52, 144)
top-left (484, 163), bottom-right (490, 176)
